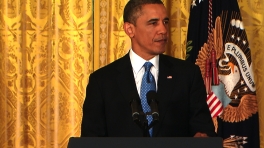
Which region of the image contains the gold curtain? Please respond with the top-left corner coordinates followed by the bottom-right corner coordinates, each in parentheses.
top-left (240, 1), bottom-right (264, 148)
top-left (0, 0), bottom-right (93, 147)
top-left (0, 0), bottom-right (263, 148)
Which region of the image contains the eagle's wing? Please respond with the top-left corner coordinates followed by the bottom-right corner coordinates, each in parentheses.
top-left (195, 43), bottom-right (210, 79)
top-left (220, 94), bottom-right (258, 122)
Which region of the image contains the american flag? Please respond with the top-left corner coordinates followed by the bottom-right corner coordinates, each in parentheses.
top-left (207, 91), bottom-right (223, 118)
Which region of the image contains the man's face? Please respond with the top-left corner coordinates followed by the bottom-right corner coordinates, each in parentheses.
top-left (131, 4), bottom-right (169, 60)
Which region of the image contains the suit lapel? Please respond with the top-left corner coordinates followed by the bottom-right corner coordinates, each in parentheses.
top-left (153, 54), bottom-right (176, 136)
top-left (115, 53), bottom-right (140, 106)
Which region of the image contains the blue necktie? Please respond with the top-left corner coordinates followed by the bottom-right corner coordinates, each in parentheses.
top-left (140, 62), bottom-right (156, 137)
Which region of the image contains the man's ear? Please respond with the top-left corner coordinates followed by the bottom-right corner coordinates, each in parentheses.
top-left (123, 22), bottom-right (134, 38)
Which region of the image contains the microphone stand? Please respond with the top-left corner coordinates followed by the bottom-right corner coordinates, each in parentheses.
top-left (143, 117), bottom-right (149, 137)
top-left (134, 111), bottom-right (159, 137)
top-left (129, 91), bottom-right (159, 137)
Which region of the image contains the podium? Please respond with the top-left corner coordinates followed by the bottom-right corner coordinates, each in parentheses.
top-left (68, 137), bottom-right (223, 148)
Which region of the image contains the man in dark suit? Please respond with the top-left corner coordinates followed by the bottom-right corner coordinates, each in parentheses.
top-left (81, 0), bottom-right (216, 137)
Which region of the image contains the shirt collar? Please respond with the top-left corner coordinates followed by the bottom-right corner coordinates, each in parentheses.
top-left (129, 49), bottom-right (159, 74)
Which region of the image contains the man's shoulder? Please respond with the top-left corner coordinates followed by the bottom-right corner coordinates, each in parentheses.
top-left (160, 54), bottom-right (197, 68)
top-left (91, 54), bottom-right (129, 76)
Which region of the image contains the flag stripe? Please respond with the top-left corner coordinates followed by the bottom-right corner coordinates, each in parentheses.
top-left (207, 92), bottom-right (223, 117)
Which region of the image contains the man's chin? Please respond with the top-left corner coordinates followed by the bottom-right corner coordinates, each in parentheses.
top-left (153, 49), bottom-right (166, 55)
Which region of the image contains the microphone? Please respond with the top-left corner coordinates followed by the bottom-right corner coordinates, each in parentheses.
top-left (129, 92), bottom-right (149, 136)
top-left (129, 92), bottom-right (141, 123)
top-left (147, 90), bottom-right (159, 122)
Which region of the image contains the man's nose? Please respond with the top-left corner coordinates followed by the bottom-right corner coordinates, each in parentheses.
top-left (158, 22), bottom-right (168, 34)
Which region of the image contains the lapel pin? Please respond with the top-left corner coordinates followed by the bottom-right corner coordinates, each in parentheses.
top-left (167, 76), bottom-right (172, 79)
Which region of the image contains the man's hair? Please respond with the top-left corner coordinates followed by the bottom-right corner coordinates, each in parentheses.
top-left (123, 0), bottom-right (164, 25)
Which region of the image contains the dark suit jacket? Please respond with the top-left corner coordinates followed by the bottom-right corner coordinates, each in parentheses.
top-left (81, 53), bottom-right (216, 137)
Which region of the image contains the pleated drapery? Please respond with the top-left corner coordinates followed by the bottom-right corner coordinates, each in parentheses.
top-left (0, 0), bottom-right (263, 148)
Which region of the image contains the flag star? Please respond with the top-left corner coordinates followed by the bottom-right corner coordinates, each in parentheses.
top-left (231, 34), bottom-right (235, 39)
top-left (241, 80), bottom-right (244, 85)
top-left (243, 40), bottom-right (247, 45)
top-left (199, 0), bottom-right (203, 3)
top-left (237, 37), bottom-right (240, 41)
top-left (243, 141), bottom-right (248, 144)
top-left (237, 89), bottom-right (240, 93)
top-left (243, 137), bottom-right (248, 140)
top-left (191, 0), bottom-right (196, 8)
top-left (235, 95), bottom-right (238, 99)
top-left (244, 87), bottom-right (248, 92)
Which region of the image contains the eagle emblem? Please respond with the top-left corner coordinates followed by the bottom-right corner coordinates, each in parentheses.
top-left (195, 16), bottom-right (258, 123)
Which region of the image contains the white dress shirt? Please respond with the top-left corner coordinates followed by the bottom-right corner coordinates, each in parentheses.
top-left (129, 49), bottom-right (159, 95)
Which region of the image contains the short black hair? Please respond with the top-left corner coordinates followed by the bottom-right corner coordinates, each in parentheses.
top-left (123, 0), bottom-right (164, 25)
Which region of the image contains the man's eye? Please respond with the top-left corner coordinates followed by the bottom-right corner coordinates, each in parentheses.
top-left (163, 20), bottom-right (169, 24)
top-left (151, 22), bottom-right (157, 25)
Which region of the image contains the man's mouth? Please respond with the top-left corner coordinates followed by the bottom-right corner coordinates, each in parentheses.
top-left (154, 38), bottom-right (167, 42)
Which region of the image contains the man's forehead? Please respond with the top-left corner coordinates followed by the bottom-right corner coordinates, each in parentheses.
top-left (140, 4), bottom-right (168, 17)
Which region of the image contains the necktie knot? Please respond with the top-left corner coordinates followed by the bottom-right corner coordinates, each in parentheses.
top-left (143, 62), bottom-right (154, 83)
top-left (144, 62), bottom-right (153, 72)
